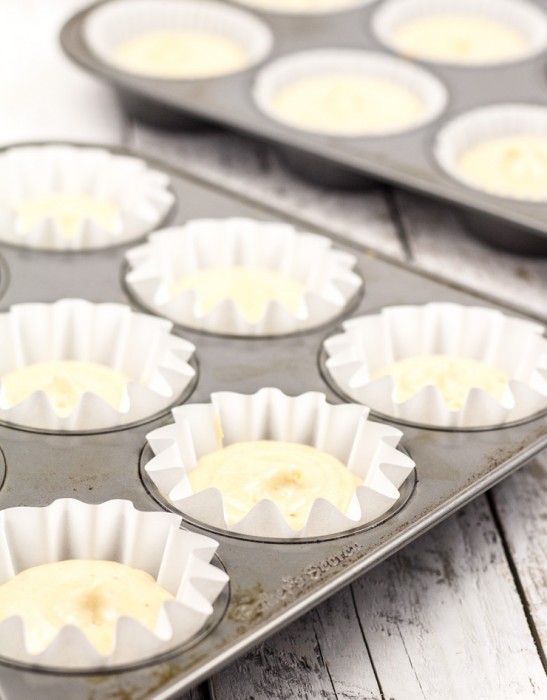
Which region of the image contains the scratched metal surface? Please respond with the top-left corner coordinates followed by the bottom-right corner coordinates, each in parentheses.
top-left (0, 146), bottom-right (546, 700)
top-left (60, 0), bottom-right (547, 253)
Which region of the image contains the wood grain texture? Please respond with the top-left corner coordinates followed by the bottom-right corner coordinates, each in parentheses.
top-left (2, 3), bottom-right (547, 699)
top-left (393, 191), bottom-right (547, 321)
top-left (211, 585), bottom-right (381, 700)
top-left (491, 452), bottom-right (547, 653)
top-left (354, 496), bottom-right (547, 700)
top-left (130, 125), bottom-right (406, 259)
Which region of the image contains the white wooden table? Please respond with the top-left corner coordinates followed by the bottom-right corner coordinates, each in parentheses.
top-left (2, 2), bottom-right (547, 698)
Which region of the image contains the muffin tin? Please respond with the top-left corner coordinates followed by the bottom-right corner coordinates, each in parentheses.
top-left (60, 0), bottom-right (547, 254)
top-left (0, 143), bottom-right (546, 699)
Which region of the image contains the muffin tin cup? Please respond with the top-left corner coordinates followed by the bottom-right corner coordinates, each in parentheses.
top-left (0, 299), bottom-right (196, 432)
top-left (0, 142), bottom-right (546, 699)
top-left (61, 0), bottom-right (547, 254)
top-left (434, 103), bottom-right (547, 202)
top-left (0, 145), bottom-right (175, 251)
top-left (371, 0), bottom-right (547, 66)
top-left (83, 0), bottom-right (274, 80)
top-left (253, 49), bottom-right (448, 138)
top-left (0, 499), bottom-right (228, 670)
top-left (323, 302), bottom-right (547, 429)
top-left (144, 388), bottom-right (415, 539)
top-left (124, 217), bottom-right (363, 336)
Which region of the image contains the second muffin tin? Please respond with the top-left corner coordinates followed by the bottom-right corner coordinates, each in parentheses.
top-left (0, 142), bottom-right (545, 698)
top-left (60, 0), bottom-right (547, 254)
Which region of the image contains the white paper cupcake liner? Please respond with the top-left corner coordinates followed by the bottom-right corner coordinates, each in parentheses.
top-left (84, 0), bottom-right (273, 79)
top-left (124, 217), bottom-right (362, 336)
top-left (252, 49), bottom-right (447, 138)
top-left (372, 0), bottom-right (547, 66)
top-left (323, 303), bottom-right (547, 429)
top-left (0, 145), bottom-right (174, 251)
top-left (145, 388), bottom-right (415, 539)
top-left (0, 299), bottom-right (196, 431)
top-left (0, 499), bottom-right (228, 669)
top-left (232, 0), bottom-right (375, 16)
top-left (434, 104), bottom-right (547, 202)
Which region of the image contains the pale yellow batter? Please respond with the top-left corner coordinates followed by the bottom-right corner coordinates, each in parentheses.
top-left (0, 560), bottom-right (174, 655)
top-left (391, 15), bottom-right (527, 63)
top-left (372, 355), bottom-right (508, 411)
top-left (188, 440), bottom-right (362, 529)
top-left (15, 193), bottom-right (119, 239)
top-left (114, 31), bottom-right (250, 79)
top-left (169, 266), bottom-right (305, 323)
top-left (271, 74), bottom-right (424, 135)
top-left (457, 135), bottom-right (547, 200)
top-left (1, 361), bottom-right (132, 417)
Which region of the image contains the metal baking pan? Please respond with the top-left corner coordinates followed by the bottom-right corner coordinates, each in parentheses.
top-left (0, 143), bottom-right (546, 700)
top-left (60, 0), bottom-right (547, 255)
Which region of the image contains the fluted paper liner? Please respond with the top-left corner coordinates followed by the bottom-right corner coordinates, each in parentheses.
top-left (253, 49), bottom-right (447, 138)
top-left (145, 388), bottom-right (415, 538)
top-left (124, 218), bottom-right (362, 336)
top-left (0, 299), bottom-right (195, 430)
top-left (324, 303), bottom-right (547, 428)
top-left (434, 104), bottom-right (547, 202)
top-left (0, 499), bottom-right (228, 669)
top-left (372, 0), bottom-right (547, 66)
top-left (233, 0), bottom-right (375, 16)
top-left (84, 0), bottom-right (273, 79)
top-left (0, 145), bottom-right (174, 250)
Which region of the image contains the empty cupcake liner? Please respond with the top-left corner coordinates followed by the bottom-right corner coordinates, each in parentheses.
top-left (0, 145), bottom-right (174, 251)
top-left (124, 217), bottom-right (362, 336)
top-left (145, 388), bottom-right (415, 539)
top-left (84, 0), bottom-right (273, 79)
top-left (323, 302), bottom-right (547, 428)
top-left (0, 299), bottom-right (196, 431)
top-left (252, 49), bottom-right (447, 138)
top-left (232, 0), bottom-right (376, 16)
top-left (0, 499), bottom-right (228, 669)
top-left (434, 103), bottom-right (547, 202)
top-left (372, 0), bottom-right (547, 66)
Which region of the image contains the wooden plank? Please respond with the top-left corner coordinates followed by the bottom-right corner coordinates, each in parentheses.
top-left (353, 496), bottom-right (547, 699)
top-left (129, 125), bottom-right (406, 259)
top-left (491, 452), bottom-right (547, 654)
top-left (210, 584), bottom-right (380, 700)
top-left (393, 190), bottom-right (547, 320)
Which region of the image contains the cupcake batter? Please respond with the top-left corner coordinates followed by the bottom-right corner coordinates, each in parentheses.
top-left (270, 73), bottom-right (424, 135)
top-left (1, 361), bottom-right (132, 416)
top-left (391, 15), bottom-right (527, 63)
top-left (456, 135), bottom-right (547, 199)
top-left (169, 266), bottom-right (306, 323)
top-left (114, 31), bottom-right (250, 78)
top-left (15, 193), bottom-right (119, 239)
top-left (0, 560), bottom-right (174, 655)
top-left (372, 355), bottom-right (508, 410)
top-left (188, 440), bottom-right (362, 529)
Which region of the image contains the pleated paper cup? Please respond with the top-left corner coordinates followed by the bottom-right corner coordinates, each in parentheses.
top-left (232, 0), bottom-right (376, 16)
top-left (0, 499), bottom-right (228, 670)
top-left (372, 0), bottom-right (547, 66)
top-left (434, 104), bottom-right (547, 202)
top-left (0, 299), bottom-right (196, 431)
top-left (0, 145), bottom-right (174, 251)
top-left (145, 388), bottom-right (416, 539)
top-left (253, 49), bottom-right (447, 138)
top-left (84, 0), bottom-right (273, 79)
top-left (124, 218), bottom-right (362, 336)
top-left (323, 302), bottom-right (547, 429)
